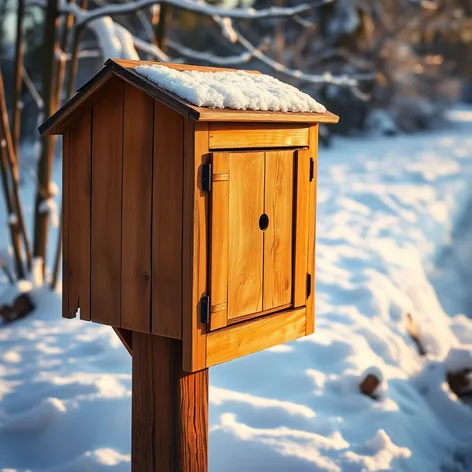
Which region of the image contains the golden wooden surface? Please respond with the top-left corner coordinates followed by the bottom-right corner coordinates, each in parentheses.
top-left (198, 108), bottom-right (339, 124)
top-left (306, 125), bottom-right (318, 335)
top-left (182, 121), bottom-right (209, 372)
top-left (228, 152), bottom-right (264, 319)
top-left (293, 149), bottom-right (310, 308)
top-left (121, 84), bottom-right (153, 333)
top-left (209, 123), bottom-right (309, 149)
top-left (91, 81), bottom-right (123, 327)
top-left (152, 102), bottom-right (184, 339)
top-left (263, 150), bottom-right (293, 311)
top-left (207, 307), bottom-right (306, 367)
top-left (209, 152), bottom-right (229, 331)
top-left (68, 111), bottom-right (91, 321)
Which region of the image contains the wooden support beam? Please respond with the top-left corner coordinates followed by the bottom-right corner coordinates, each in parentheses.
top-left (113, 327), bottom-right (132, 355)
top-left (132, 332), bottom-right (208, 471)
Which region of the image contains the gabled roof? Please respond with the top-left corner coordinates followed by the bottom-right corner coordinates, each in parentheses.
top-left (39, 59), bottom-right (339, 136)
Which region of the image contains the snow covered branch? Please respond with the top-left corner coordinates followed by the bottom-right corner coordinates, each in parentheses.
top-left (63, 0), bottom-right (333, 26)
top-left (167, 38), bottom-right (268, 66)
top-left (213, 16), bottom-right (374, 90)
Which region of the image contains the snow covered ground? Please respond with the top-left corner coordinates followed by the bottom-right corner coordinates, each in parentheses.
top-left (1, 110), bottom-right (472, 471)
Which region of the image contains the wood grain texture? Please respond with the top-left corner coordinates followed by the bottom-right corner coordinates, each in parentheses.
top-left (121, 84), bottom-right (153, 333)
top-left (152, 102), bottom-right (184, 339)
top-left (209, 123), bottom-right (309, 149)
top-left (198, 109), bottom-right (339, 124)
top-left (209, 152), bottom-right (229, 331)
top-left (263, 150), bottom-right (293, 311)
top-left (207, 307), bottom-right (306, 367)
top-left (68, 111), bottom-right (92, 320)
top-left (293, 149), bottom-right (310, 308)
top-left (132, 333), bottom-right (208, 471)
top-left (306, 125), bottom-right (318, 335)
top-left (40, 69), bottom-right (115, 135)
top-left (227, 302), bottom-right (291, 325)
top-left (228, 152), bottom-right (264, 319)
top-left (132, 332), bottom-right (154, 472)
top-left (91, 81), bottom-right (123, 327)
top-left (61, 129), bottom-right (72, 318)
top-left (182, 121), bottom-right (208, 372)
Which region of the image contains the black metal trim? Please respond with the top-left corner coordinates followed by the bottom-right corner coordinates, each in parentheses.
top-left (202, 163), bottom-right (212, 192)
top-left (200, 295), bottom-right (211, 324)
top-left (309, 157), bottom-right (315, 182)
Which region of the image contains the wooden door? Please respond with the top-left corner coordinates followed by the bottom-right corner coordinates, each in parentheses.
top-left (209, 150), bottom-right (305, 330)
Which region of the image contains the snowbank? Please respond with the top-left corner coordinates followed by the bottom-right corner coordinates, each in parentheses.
top-left (136, 64), bottom-right (327, 113)
top-left (1, 114), bottom-right (472, 471)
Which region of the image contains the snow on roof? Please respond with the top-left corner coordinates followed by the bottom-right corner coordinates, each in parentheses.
top-left (135, 64), bottom-right (326, 114)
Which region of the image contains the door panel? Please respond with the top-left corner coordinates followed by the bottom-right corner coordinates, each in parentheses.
top-left (228, 152), bottom-right (264, 319)
top-left (263, 151), bottom-right (294, 310)
top-left (209, 152), bottom-right (230, 330)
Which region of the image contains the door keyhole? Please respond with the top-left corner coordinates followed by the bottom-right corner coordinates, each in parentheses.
top-left (259, 213), bottom-right (269, 231)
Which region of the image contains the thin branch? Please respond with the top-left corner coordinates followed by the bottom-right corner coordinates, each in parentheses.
top-left (215, 16), bottom-right (374, 89)
top-left (167, 39), bottom-right (261, 65)
top-left (0, 74), bottom-right (32, 276)
top-left (22, 66), bottom-right (44, 110)
top-left (65, 0), bottom-right (88, 101)
top-left (61, 0), bottom-right (334, 26)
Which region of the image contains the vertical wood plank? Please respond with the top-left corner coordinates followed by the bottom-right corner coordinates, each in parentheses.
top-left (228, 152), bottom-right (264, 319)
top-left (306, 125), bottom-right (318, 335)
top-left (293, 149), bottom-right (310, 308)
top-left (68, 112), bottom-right (91, 320)
top-left (152, 102), bottom-right (184, 339)
top-left (61, 129), bottom-right (71, 318)
top-left (209, 152), bottom-right (229, 331)
top-left (263, 150), bottom-right (293, 311)
top-left (132, 332), bottom-right (209, 471)
top-left (132, 332), bottom-right (155, 471)
top-left (182, 120), bottom-right (208, 372)
top-left (121, 84), bottom-right (153, 333)
top-left (91, 80), bottom-right (123, 327)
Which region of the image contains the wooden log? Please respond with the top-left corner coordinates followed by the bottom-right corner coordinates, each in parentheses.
top-left (132, 332), bottom-right (208, 472)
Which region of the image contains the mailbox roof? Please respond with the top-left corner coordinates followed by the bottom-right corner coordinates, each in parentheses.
top-left (40, 59), bottom-right (339, 135)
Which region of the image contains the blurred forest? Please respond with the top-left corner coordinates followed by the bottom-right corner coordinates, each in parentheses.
top-left (0, 0), bottom-right (471, 293)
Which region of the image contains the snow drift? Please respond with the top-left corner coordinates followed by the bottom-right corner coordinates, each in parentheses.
top-left (1, 112), bottom-right (472, 471)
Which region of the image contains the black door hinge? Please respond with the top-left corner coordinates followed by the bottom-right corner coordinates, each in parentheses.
top-left (202, 163), bottom-right (212, 192)
top-left (309, 158), bottom-right (315, 182)
top-left (200, 295), bottom-right (211, 324)
top-left (306, 273), bottom-right (312, 299)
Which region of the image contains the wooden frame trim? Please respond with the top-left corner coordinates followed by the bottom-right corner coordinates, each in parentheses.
top-left (182, 121), bottom-right (209, 372)
top-left (113, 327), bottom-right (132, 355)
top-left (206, 306), bottom-right (306, 367)
top-left (209, 123), bottom-right (309, 149)
top-left (305, 124), bottom-right (318, 335)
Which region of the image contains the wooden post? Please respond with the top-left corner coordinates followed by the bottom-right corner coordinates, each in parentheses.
top-left (132, 332), bottom-right (208, 472)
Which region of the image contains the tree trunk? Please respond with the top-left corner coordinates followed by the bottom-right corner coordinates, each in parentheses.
top-left (12, 0), bottom-right (25, 164)
top-left (0, 73), bottom-right (31, 278)
top-left (154, 4), bottom-right (171, 53)
top-left (33, 0), bottom-right (59, 280)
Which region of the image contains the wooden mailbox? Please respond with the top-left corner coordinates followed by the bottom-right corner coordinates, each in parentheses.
top-left (40, 59), bottom-right (339, 373)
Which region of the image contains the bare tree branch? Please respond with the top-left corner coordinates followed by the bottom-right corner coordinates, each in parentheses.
top-left (61, 0), bottom-right (334, 26)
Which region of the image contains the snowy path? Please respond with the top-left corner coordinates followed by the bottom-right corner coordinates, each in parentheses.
top-left (1, 113), bottom-right (472, 471)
